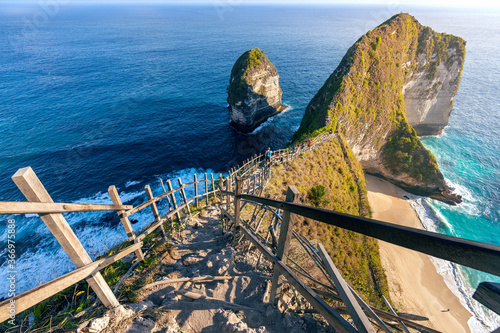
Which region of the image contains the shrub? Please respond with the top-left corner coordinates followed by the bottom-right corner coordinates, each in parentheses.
top-left (307, 185), bottom-right (330, 207)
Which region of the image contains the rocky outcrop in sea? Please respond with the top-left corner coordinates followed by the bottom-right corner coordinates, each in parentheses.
top-left (227, 48), bottom-right (285, 133)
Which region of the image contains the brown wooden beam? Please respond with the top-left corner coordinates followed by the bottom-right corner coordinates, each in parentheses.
top-left (0, 201), bottom-right (132, 215)
top-left (238, 194), bottom-right (500, 276)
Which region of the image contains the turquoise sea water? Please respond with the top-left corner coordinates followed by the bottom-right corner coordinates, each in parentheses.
top-left (0, 4), bottom-right (498, 331)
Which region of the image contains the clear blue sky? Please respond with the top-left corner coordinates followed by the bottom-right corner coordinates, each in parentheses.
top-left (1, 0), bottom-right (498, 7)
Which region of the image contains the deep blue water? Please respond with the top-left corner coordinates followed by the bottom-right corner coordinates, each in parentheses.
top-left (0, 4), bottom-right (498, 331)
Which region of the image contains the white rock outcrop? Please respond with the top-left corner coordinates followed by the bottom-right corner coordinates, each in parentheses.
top-left (228, 48), bottom-right (284, 133)
top-left (403, 49), bottom-right (464, 135)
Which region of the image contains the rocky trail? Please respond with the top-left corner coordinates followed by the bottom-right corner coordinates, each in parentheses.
top-left (82, 205), bottom-right (333, 333)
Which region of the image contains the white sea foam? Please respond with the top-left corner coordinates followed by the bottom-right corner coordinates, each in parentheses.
top-left (125, 180), bottom-right (141, 188)
top-left (408, 197), bottom-right (500, 331)
top-left (0, 167), bottom-right (215, 300)
top-left (251, 105), bottom-right (293, 134)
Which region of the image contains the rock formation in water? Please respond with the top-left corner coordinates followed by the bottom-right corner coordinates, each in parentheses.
top-left (227, 48), bottom-right (285, 133)
top-left (294, 13), bottom-right (465, 204)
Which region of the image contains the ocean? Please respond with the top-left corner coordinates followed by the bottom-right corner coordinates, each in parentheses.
top-left (0, 4), bottom-right (498, 331)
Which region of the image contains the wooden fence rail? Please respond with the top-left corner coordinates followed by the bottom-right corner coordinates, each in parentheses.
top-left (0, 164), bottom-right (235, 324)
top-left (220, 176), bottom-right (500, 331)
top-left (237, 193), bottom-right (500, 277)
top-left (0, 202), bottom-right (132, 214)
top-left (0, 243), bottom-right (143, 323)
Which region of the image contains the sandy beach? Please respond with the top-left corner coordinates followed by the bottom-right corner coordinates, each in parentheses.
top-left (365, 174), bottom-right (472, 333)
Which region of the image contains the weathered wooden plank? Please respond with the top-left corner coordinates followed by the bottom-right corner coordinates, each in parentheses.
top-left (220, 207), bottom-right (235, 223)
top-left (13, 167), bottom-right (119, 309)
top-left (204, 173), bottom-right (209, 205)
top-left (137, 201), bottom-right (192, 241)
top-left (108, 185), bottom-right (144, 261)
top-left (159, 179), bottom-right (172, 207)
top-left (0, 242), bottom-right (142, 323)
top-left (317, 243), bottom-right (375, 333)
top-left (145, 185), bottom-right (167, 240)
top-left (177, 178), bottom-right (191, 217)
top-left (218, 174), bottom-right (223, 202)
top-left (238, 194), bottom-right (500, 276)
top-left (239, 225), bottom-right (356, 333)
top-left (383, 296), bottom-right (410, 333)
top-left (311, 288), bottom-right (439, 333)
top-left (346, 284), bottom-right (392, 332)
top-left (473, 282), bottom-right (500, 315)
top-left (270, 186), bottom-right (299, 304)
top-left (210, 173), bottom-right (215, 199)
top-left (0, 201), bottom-right (132, 215)
top-left (139, 276), bottom-right (233, 292)
top-left (166, 179), bottom-right (181, 221)
top-left (234, 177), bottom-right (242, 227)
top-left (194, 174), bottom-right (199, 208)
top-left (174, 290), bottom-right (253, 311)
top-left (122, 187), bottom-right (181, 218)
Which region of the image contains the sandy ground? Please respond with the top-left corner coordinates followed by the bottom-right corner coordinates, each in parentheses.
top-left (365, 174), bottom-right (472, 333)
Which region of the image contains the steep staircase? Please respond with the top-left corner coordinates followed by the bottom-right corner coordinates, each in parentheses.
top-left (89, 206), bottom-right (333, 333)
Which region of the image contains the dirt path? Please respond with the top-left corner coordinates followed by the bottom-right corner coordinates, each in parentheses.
top-left (90, 206), bottom-right (332, 333)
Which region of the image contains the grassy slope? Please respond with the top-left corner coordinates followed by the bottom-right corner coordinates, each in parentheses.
top-left (294, 13), bottom-right (465, 190)
top-left (265, 137), bottom-right (390, 309)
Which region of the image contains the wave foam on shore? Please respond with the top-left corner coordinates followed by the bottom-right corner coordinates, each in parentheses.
top-left (408, 197), bottom-right (500, 332)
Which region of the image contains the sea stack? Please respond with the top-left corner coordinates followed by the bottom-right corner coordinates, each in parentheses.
top-left (295, 13), bottom-right (465, 204)
top-left (227, 48), bottom-right (285, 133)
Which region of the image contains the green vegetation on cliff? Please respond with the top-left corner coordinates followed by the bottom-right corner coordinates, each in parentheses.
top-left (263, 137), bottom-right (390, 309)
top-left (227, 48), bottom-right (270, 106)
top-left (294, 13), bottom-right (465, 194)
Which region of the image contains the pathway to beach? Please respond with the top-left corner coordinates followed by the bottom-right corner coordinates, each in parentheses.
top-left (365, 174), bottom-right (472, 333)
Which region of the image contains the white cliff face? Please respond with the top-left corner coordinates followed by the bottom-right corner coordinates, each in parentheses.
top-left (228, 50), bottom-right (284, 133)
top-left (403, 48), bottom-right (464, 135)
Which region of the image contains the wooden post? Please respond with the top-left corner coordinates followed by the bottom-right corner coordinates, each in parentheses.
top-left (108, 185), bottom-right (144, 261)
top-left (218, 174), bottom-right (223, 202)
top-left (159, 179), bottom-right (172, 207)
top-left (226, 176), bottom-right (231, 214)
top-left (269, 186), bottom-right (300, 305)
top-left (13, 167), bottom-right (120, 309)
top-left (383, 296), bottom-right (410, 333)
top-left (178, 178), bottom-right (191, 217)
top-left (144, 185), bottom-right (167, 241)
top-left (252, 175), bottom-right (256, 195)
top-left (317, 243), bottom-right (376, 333)
top-left (166, 180), bottom-right (181, 221)
top-left (240, 225), bottom-right (355, 333)
top-left (210, 173), bottom-right (215, 200)
top-left (473, 282), bottom-right (500, 316)
top-left (204, 173), bottom-right (209, 206)
top-left (234, 177), bottom-right (242, 228)
top-left (194, 174), bottom-right (199, 208)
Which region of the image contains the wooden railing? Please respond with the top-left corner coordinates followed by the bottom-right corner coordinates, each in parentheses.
top-left (0, 166), bottom-right (232, 324)
top-left (3, 143), bottom-right (497, 331)
top-left (220, 176), bottom-right (500, 332)
top-left (0, 143), bottom-right (317, 324)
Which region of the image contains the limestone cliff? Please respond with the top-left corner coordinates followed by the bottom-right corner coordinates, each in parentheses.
top-left (403, 26), bottom-right (465, 135)
top-left (295, 13), bottom-right (465, 203)
top-left (228, 48), bottom-right (285, 133)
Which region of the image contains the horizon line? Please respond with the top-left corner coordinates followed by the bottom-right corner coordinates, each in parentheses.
top-left (1, 1), bottom-right (500, 9)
